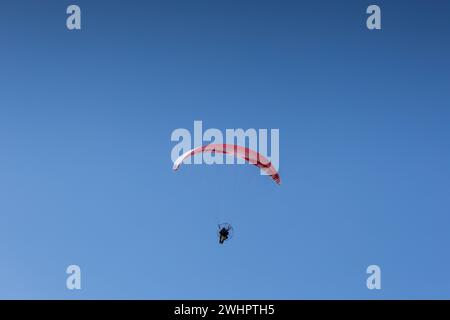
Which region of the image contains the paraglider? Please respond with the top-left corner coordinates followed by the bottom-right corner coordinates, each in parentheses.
top-left (172, 144), bottom-right (281, 185)
top-left (173, 143), bottom-right (281, 245)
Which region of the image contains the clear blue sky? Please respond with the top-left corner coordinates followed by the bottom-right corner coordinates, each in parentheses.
top-left (0, 0), bottom-right (449, 299)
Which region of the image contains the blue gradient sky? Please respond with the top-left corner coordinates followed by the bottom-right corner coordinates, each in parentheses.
top-left (0, 0), bottom-right (449, 299)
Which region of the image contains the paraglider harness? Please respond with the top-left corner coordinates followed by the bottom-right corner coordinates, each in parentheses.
top-left (219, 228), bottom-right (229, 244)
top-left (218, 224), bottom-right (233, 244)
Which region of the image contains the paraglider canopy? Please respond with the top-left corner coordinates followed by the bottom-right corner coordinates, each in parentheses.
top-left (173, 144), bottom-right (281, 185)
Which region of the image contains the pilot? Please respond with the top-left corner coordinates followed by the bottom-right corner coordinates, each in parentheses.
top-left (219, 227), bottom-right (229, 244)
